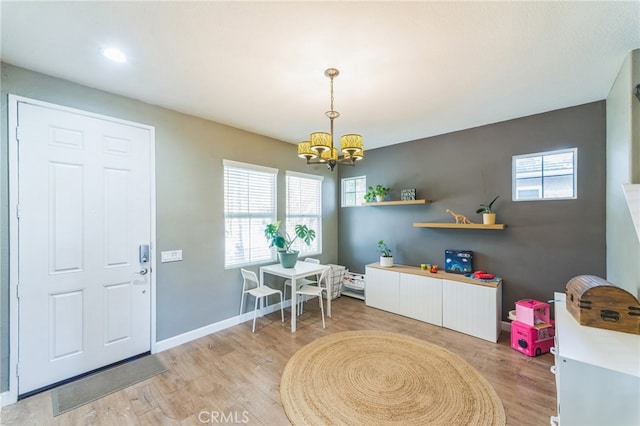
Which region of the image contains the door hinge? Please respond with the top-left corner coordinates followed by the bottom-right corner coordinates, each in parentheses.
top-left (15, 204), bottom-right (20, 220)
top-left (16, 126), bottom-right (22, 141)
top-left (16, 363), bottom-right (20, 377)
top-left (16, 283), bottom-right (21, 299)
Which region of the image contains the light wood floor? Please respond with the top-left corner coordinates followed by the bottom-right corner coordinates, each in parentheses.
top-left (1, 296), bottom-right (556, 425)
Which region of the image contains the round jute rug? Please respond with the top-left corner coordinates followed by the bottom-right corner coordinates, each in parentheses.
top-left (280, 330), bottom-right (506, 426)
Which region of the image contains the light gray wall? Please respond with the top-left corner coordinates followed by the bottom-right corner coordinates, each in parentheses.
top-left (606, 49), bottom-right (640, 297)
top-left (338, 102), bottom-right (607, 319)
top-left (0, 63), bottom-right (339, 391)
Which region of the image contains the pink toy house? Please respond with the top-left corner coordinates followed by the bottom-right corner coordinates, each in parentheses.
top-left (511, 321), bottom-right (555, 357)
top-left (515, 299), bottom-right (550, 326)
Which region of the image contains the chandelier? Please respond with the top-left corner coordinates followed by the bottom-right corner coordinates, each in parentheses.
top-left (297, 68), bottom-right (364, 171)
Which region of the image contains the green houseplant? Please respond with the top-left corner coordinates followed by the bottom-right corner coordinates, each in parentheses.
top-left (476, 170), bottom-right (498, 225)
top-left (476, 195), bottom-right (499, 225)
top-left (264, 221), bottom-right (316, 268)
top-left (364, 185), bottom-right (391, 202)
top-left (377, 239), bottom-right (394, 267)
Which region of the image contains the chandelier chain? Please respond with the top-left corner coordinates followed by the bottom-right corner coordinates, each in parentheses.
top-left (330, 75), bottom-right (335, 113)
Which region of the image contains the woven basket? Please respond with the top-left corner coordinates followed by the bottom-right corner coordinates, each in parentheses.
top-left (322, 264), bottom-right (346, 299)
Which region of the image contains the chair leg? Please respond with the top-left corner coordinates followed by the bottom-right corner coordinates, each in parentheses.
top-left (252, 296), bottom-right (259, 333)
top-left (318, 292), bottom-right (326, 329)
top-left (239, 292), bottom-right (245, 316)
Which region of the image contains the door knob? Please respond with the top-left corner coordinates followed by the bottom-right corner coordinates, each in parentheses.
top-left (136, 268), bottom-right (148, 276)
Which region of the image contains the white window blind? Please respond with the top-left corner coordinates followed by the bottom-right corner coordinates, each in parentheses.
top-left (512, 148), bottom-right (577, 201)
top-left (286, 171), bottom-right (323, 256)
top-left (223, 160), bottom-right (278, 268)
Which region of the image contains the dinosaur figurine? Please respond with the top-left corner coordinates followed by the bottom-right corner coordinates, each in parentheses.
top-left (445, 209), bottom-right (474, 224)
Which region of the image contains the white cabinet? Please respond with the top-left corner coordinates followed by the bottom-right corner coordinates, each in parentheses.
top-left (442, 279), bottom-right (501, 342)
top-left (365, 266), bottom-right (400, 314)
top-left (399, 273), bottom-right (442, 326)
top-left (552, 292), bottom-right (640, 426)
top-left (365, 264), bottom-right (501, 341)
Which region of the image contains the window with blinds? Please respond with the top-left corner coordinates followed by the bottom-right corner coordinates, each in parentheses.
top-left (286, 171), bottom-right (323, 256)
top-left (223, 159), bottom-right (277, 269)
top-left (512, 148), bottom-right (577, 201)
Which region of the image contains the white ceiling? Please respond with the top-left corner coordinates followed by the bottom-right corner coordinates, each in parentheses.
top-left (2, 1), bottom-right (639, 150)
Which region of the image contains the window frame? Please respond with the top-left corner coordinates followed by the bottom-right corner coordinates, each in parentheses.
top-left (512, 148), bottom-right (577, 202)
top-left (341, 175), bottom-right (367, 207)
top-left (223, 159), bottom-right (278, 269)
top-left (285, 170), bottom-right (323, 257)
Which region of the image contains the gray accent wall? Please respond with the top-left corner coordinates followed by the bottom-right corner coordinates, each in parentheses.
top-left (0, 63), bottom-right (339, 391)
top-left (606, 49), bottom-right (640, 297)
top-left (338, 102), bottom-right (607, 319)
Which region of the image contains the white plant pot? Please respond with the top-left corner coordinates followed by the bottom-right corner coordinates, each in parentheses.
top-left (380, 256), bottom-right (394, 267)
top-left (376, 195), bottom-right (385, 202)
top-left (483, 213), bottom-right (496, 225)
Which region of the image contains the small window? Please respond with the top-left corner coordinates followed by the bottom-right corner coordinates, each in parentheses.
top-left (223, 159), bottom-right (278, 269)
top-left (341, 176), bottom-right (367, 207)
top-left (286, 171), bottom-right (323, 256)
top-left (513, 148), bottom-right (577, 201)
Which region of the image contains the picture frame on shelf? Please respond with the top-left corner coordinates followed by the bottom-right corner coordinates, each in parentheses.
top-left (401, 188), bottom-right (416, 201)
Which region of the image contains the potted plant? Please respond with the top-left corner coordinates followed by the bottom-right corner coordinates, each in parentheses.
top-left (476, 195), bottom-right (499, 225)
top-left (377, 239), bottom-right (394, 267)
top-left (264, 221), bottom-right (316, 268)
top-left (364, 184), bottom-right (391, 202)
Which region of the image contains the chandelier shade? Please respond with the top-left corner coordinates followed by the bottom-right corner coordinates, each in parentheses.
top-left (309, 132), bottom-right (332, 153)
top-left (320, 148), bottom-right (338, 162)
top-left (297, 141), bottom-right (317, 160)
top-left (298, 67), bottom-right (364, 171)
top-left (340, 134), bottom-right (363, 155)
top-left (345, 147), bottom-right (364, 161)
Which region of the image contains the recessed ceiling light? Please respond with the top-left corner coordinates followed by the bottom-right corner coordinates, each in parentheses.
top-left (100, 47), bottom-right (126, 63)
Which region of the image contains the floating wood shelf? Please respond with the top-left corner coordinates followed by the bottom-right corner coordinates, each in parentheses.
top-left (362, 199), bottom-right (431, 206)
top-left (413, 222), bottom-right (506, 230)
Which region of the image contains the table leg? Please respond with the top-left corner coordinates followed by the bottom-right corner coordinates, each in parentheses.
top-left (327, 272), bottom-right (332, 318)
top-left (291, 277), bottom-right (297, 332)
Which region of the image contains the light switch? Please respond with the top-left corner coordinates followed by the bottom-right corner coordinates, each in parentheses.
top-left (161, 250), bottom-right (182, 263)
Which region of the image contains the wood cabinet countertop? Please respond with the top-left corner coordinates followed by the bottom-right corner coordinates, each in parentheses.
top-left (366, 263), bottom-right (502, 288)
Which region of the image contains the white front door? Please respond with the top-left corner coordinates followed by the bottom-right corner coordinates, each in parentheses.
top-left (16, 100), bottom-right (153, 395)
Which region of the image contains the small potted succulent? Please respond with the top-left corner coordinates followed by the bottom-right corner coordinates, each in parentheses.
top-left (377, 239), bottom-right (394, 267)
top-left (364, 185), bottom-right (391, 202)
top-left (476, 195), bottom-right (499, 225)
top-left (264, 221), bottom-right (316, 268)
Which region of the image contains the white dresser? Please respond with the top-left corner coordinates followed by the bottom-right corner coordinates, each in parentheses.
top-left (365, 263), bottom-right (502, 342)
top-left (552, 292), bottom-right (640, 425)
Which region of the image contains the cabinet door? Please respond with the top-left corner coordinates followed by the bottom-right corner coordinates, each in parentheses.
top-left (557, 357), bottom-right (640, 425)
top-left (442, 279), bottom-right (501, 342)
top-left (365, 267), bottom-right (400, 313)
top-left (399, 274), bottom-right (442, 326)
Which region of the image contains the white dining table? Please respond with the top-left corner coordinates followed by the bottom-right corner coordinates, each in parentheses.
top-left (260, 261), bottom-right (330, 332)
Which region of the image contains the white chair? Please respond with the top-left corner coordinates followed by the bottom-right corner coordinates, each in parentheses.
top-left (295, 268), bottom-right (329, 329)
top-left (284, 257), bottom-right (320, 311)
top-left (240, 268), bottom-right (284, 333)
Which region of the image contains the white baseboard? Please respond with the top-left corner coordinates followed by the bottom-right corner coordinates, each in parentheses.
top-left (501, 320), bottom-right (512, 333)
top-left (1, 390), bottom-right (17, 408)
top-left (155, 300), bottom-right (291, 353)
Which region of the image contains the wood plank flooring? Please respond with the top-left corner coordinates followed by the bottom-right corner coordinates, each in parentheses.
top-left (1, 296), bottom-right (556, 425)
